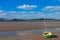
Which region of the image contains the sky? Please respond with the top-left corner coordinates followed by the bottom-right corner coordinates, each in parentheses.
top-left (0, 0), bottom-right (60, 19)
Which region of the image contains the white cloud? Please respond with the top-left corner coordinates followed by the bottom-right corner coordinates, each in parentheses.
top-left (0, 10), bottom-right (8, 19)
top-left (47, 14), bottom-right (53, 16)
top-left (2, 13), bottom-right (7, 16)
top-left (17, 4), bottom-right (37, 10)
top-left (0, 10), bottom-right (56, 19)
top-left (42, 6), bottom-right (60, 11)
top-left (0, 10), bottom-right (5, 13)
top-left (42, 6), bottom-right (60, 14)
top-left (55, 12), bottom-right (60, 14)
top-left (8, 11), bottom-right (45, 19)
top-left (0, 13), bottom-right (7, 18)
top-left (41, 6), bottom-right (60, 19)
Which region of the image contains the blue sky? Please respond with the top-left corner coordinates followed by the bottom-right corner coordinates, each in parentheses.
top-left (0, 0), bottom-right (60, 19)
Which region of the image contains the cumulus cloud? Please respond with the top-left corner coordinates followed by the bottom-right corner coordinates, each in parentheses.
top-left (8, 11), bottom-right (45, 19)
top-left (8, 11), bottom-right (55, 19)
top-left (17, 4), bottom-right (37, 10)
top-left (41, 6), bottom-right (60, 19)
top-left (0, 10), bottom-right (7, 17)
top-left (0, 10), bottom-right (56, 19)
top-left (42, 6), bottom-right (60, 11)
top-left (42, 6), bottom-right (60, 15)
top-left (0, 10), bottom-right (10, 20)
top-left (0, 13), bottom-right (7, 18)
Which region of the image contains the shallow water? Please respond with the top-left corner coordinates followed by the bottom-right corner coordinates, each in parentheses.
top-left (0, 22), bottom-right (60, 26)
top-left (0, 28), bottom-right (60, 37)
top-left (0, 22), bottom-right (60, 37)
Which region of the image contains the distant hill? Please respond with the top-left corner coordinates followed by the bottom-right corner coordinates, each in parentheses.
top-left (0, 18), bottom-right (60, 22)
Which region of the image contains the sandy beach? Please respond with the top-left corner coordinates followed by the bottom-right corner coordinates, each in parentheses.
top-left (0, 22), bottom-right (60, 31)
top-left (0, 22), bottom-right (60, 40)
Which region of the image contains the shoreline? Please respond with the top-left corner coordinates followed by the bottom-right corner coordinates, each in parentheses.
top-left (0, 22), bottom-right (60, 40)
top-left (0, 33), bottom-right (60, 40)
top-left (0, 22), bottom-right (60, 31)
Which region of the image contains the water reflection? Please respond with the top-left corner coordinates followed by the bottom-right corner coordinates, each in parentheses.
top-left (0, 28), bottom-right (60, 37)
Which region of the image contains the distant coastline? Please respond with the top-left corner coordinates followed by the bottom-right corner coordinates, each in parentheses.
top-left (0, 18), bottom-right (60, 22)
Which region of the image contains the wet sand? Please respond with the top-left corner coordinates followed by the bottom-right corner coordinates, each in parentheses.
top-left (0, 32), bottom-right (60, 40)
top-left (0, 22), bottom-right (60, 40)
top-left (0, 22), bottom-right (60, 31)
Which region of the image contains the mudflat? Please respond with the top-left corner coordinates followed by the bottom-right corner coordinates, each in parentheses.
top-left (0, 32), bottom-right (60, 40)
top-left (0, 22), bottom-right (60, 31)
top-left (0, 22), bottom-right (60, 40)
